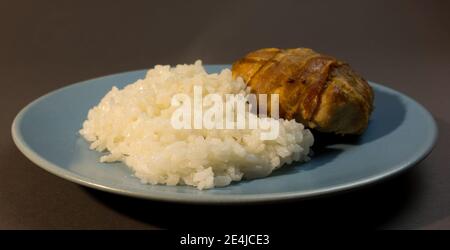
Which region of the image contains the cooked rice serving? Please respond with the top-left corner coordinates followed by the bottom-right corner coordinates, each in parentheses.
top-left (80, 61), bottom-right (314, 189)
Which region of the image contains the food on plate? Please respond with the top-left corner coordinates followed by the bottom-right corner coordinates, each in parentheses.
top-left (80, 47), bottom-right (373, 190)
top-left (80, 61), bottom-right (314, 190)
top-left (232, 48), bottom-right (374, 135)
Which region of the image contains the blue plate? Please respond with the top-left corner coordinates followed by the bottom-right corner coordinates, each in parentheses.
top-left (12, 65), bottom-right (437, 203)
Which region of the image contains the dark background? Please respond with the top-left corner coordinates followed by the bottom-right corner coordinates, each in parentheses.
top-left (1, 0), bottom-right (449, 229)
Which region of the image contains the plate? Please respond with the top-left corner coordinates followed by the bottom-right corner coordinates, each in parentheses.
top-left (12, 65), bottom-right (438, 203)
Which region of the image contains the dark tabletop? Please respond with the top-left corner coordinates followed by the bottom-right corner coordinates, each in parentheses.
top-left (1, 0), bottom-right (449, 229)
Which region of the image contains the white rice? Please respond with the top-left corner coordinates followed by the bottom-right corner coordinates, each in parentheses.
top-left (79, 61), bottom-right (314, 189)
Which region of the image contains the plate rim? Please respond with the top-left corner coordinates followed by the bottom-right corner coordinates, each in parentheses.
top-left (11, 66), bottom-right (439, 204)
